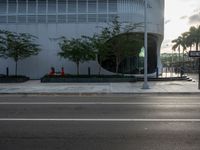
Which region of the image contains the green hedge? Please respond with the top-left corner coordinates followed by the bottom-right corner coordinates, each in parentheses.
top-left (41, 74), bottom-right (137, 83)
top-left (0, 75), bottom-right (29, 83)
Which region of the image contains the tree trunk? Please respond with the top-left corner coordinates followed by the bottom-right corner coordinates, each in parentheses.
top-left (178, 46), bottom-right (181, 67)
top-left (15, 61), bottom-right (18, 76)
top-left (76, 62), bottom-right (79, 76)
top-left (182, 49), bottom-right (185, 68)
top-left (196, 42), bottom-right (199, 51)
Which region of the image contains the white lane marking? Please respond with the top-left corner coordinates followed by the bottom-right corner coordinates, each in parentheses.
top-left (0, 118), bottom-right (200, 122)
top-left (0, 102), bottom-right (200, 105)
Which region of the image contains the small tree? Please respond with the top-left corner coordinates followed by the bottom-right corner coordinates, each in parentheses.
top-left (109, 34), bottom-right (142, 73)
top-left (85, 17), bottom-right (142, 74)
top-left (101, 17), bottom-right (142, 73)
top-left (0, 30), bottom-right (7, 58)
top-left (58, 37), bottom-right (96, 75)
top-left (87, 31), bottom-right (111, 75)
top-left (0, 30), bottom-right (41, 76)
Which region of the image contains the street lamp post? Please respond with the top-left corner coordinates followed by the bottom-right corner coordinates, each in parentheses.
top-left (142, 0), bottom-right (150, 89)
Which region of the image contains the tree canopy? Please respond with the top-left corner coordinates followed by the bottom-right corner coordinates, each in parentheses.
top-left (58, 37), bottom-right (96, 75)
top-left (171, 25), bottom-right (200, 69)
top-left (187, 25), bottom-right (200, 51)
top-left (86, 17), bottom-right (142, 74)
top-left (172, 25), bottom-right (200, 52)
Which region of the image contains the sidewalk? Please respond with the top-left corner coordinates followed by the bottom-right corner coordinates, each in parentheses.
top-left (0, 80), bottom-right (199, 94)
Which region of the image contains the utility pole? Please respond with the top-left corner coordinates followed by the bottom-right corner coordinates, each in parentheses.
top-left (142, 0), bottom-right (150, 89)
top-left (199, 58), bottom-right (200, 89)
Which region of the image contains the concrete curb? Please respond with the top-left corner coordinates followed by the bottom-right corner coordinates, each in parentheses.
top-left (0, 92), bottom-right (200, 96)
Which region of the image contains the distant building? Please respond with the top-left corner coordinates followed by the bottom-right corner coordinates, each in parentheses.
top-left (0, 0), bottom-right (164, 79)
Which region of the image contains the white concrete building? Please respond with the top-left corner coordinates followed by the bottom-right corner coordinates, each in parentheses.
top-left (0, 0), bottom-right (164, 79)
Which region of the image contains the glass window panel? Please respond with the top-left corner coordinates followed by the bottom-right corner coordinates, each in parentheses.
top-left (108, 0), bottom-right (117, 12)
top-left (68, 0), bottom-right (76, 13)
top-left (18, 15), bottom-right (26, 23)
top-left (0, 0), bottom-right (7, 14)
top-left (98, 14), bottom-right (107, 22)
top-left (38, 15), bottom-right (46, 23)
top-left (58, 0), bottom-right (66, 13)
top-left (88, 0), bottom-right (96, 13)
top-left (58, 15), bottom-right (66, 23)
top-left (48, 0), bottom-right (56, 13)
top-left (48, 15), bottom-right (56, 23)
top-left (98, 0), bottom-right (107, 13)
top-left (78, 0), bottom-right (86, 13)
top-left (8, 15), bottom-right (16, 23)
top-left (88, 14), bottom-right (96, 22)
top-left (28, 15), bottom-right (36, 23)
top-left (68, 14), bottom-right (76, 23)
top-left (8, 0), bottom-right (17, 13)
top-left (18, 0), bottom-right (27, 14)
top-left (0, 16), bottom-right (7, 23)
top-left (78, 14), bottom-right (86, 22)
top-left (108, 14), bottom-right (117, 22)
top-left (28, 0), bottom-right (36, 14)
top-left (38, 0), bottom-right (46, 14)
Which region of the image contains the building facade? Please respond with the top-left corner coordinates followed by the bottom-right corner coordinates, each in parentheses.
top-left (0, 0), bottom-right (164, 79)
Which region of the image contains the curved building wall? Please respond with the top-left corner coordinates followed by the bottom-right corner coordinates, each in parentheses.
top-left (0, 0), bottom-right (164, 79)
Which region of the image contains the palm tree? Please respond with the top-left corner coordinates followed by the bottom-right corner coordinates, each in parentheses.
top-left (187, 25), bottom-right (200, 51)
top-left (172, 35), bottom-right (187, 66)
top-left (181, 33), bottom-right (190, 64)
top-left (182, 32), bottom-right (193, 51)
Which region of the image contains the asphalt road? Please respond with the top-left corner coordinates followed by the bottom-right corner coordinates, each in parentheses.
top-left (0, 94), bottom-right (200, 150)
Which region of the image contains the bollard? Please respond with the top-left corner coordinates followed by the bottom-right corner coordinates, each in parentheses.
top-left (6, 67), bottom-right (9, 76)
top-left (88, 67), bottom-right (91, 76)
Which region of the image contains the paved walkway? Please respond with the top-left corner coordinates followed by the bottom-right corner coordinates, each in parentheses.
top-left (0, 80), bottom-right (199, 94)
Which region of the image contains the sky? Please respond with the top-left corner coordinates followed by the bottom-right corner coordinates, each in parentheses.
top-left (161, 0), bottom-right (200, 53)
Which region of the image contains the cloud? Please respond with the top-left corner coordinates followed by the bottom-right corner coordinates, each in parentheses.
top-left (188, 12), bottom-right (200, 24)
top-left (162, 39), bottom-right (173, 48)
top-left (161, 40), bottom-right (174, 53)
top-left (193, 8), bottom-right (200, 13)
top-left (165, 19), bottom-right (171, 24)
top-left (180, 16), bottom-right (187, 20)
